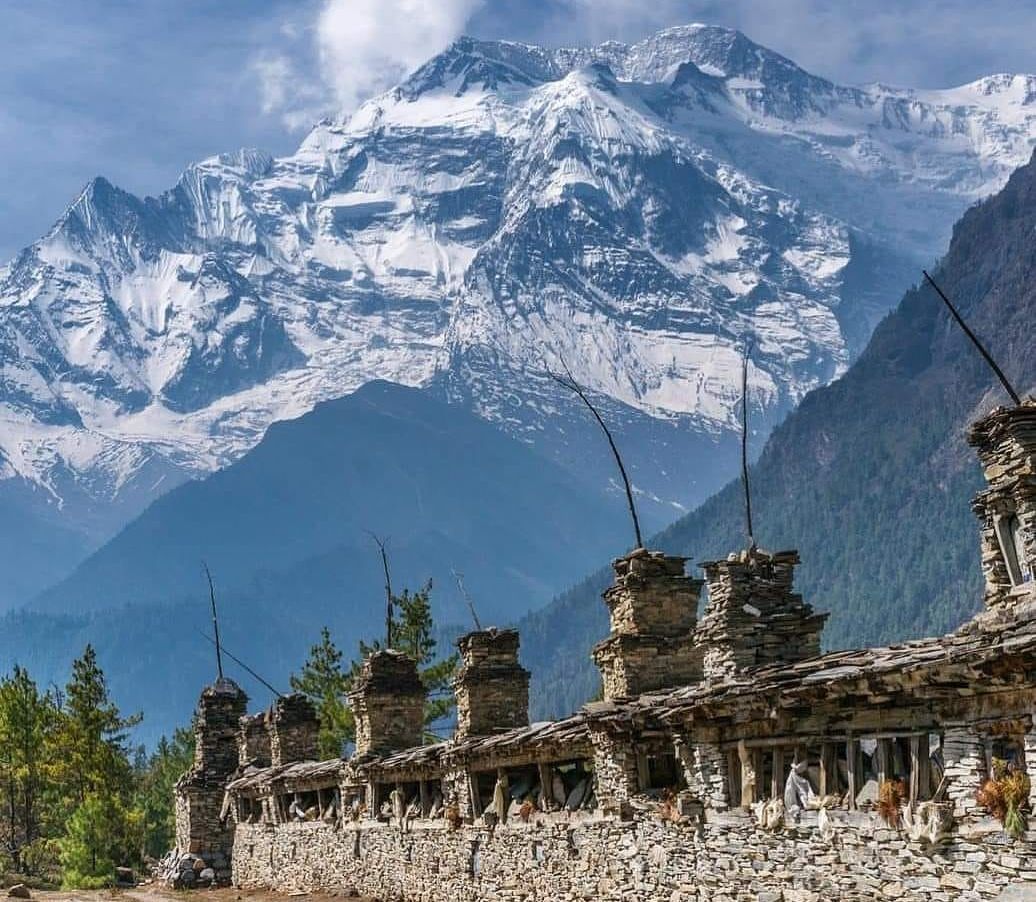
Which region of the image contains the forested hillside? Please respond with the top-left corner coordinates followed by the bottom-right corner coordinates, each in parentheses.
top-left (521, 150), bottom-right (1036, 720)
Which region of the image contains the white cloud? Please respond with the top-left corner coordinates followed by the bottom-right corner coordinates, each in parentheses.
top-left (316, 0), bottom-right (484, 110)
top-left (254, 0), bottom-right (483, 128)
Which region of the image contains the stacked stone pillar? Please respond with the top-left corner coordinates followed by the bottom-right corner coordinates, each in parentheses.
top-left (697, 548), bottom-right (827, 680)
top-left (942, 725), bottom-right (988, 819)
top-left (967, 401), bottom-right (1036, 608)
top-left (174, 678), bottom-right (248, 882)
top-left (349, 650), bottom-right (426, 757)
top-left (454, 628), bottom-right (530, 739)
top-left (592, 549), bottom-right (704, 699)
top-left (238, 713), bottom-right (271, 768)
top-left (267, 693), bottom-right (320, 765)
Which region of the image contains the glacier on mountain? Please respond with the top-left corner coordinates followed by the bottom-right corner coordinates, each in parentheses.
top-left (1, 24), bottom-right (1034, 603)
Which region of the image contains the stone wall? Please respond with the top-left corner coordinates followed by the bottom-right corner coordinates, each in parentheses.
top-left (232, 807), bottom-right (1036, 901)
top-left (239, 713), bottom-right (271, 768)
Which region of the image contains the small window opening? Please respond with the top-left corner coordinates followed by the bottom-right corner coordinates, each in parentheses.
top-left (995, 514), bottom-right (1029, 586)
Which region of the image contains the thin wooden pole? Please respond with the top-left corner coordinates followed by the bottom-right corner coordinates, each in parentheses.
top-left (922, 270), bottom-right (1021, 405)
top-left (203, 562), bottom-right (224, 681)
top-left (367, 533), bottom-right (394, 648)
top-left (547, 356), bottom-right (643, 549)
top-left (740, 342), bottom-right (755, 549)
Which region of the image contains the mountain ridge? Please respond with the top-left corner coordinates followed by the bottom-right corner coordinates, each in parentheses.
top-left (1, 23), bottom-right (1034, 605)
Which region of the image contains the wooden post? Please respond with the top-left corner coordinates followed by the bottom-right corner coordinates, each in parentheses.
top-left (469, 772), bottom-right (482, 819)
top-left (819, 743), bottom-right (829, 797)
top-left (912, 734), bottom-right (931, 803)
top-left (420, 779), bottom-right (430, 818)
top-left (636, 750), bottom-right (651, 793)
top-left (772, 747), bottom-right (783, 801)
top-left (726, 750), bottom-right (741, 807)
top-left (537, 762), bottom-right (553, 811)
top-left (876, 738), bottom-right (890, 784)
top-left (846, 735), bottom-right (858, 810)
top-left (368, 781), bottom-right (378, 820)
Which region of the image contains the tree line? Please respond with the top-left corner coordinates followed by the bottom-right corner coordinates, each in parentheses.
top-left (0, 646), bottom-right (193, 889)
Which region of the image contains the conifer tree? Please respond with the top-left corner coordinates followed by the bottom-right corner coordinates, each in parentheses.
top-left (132, 727), bottom-right (194, 858)
top-left (51, 645), bottom-right (142, 887)
top-left (0, 666), bottom-right (56, 873)
top-left (290, 627), bottom-right (354, 757)
top-left (357, 581), bottom-right (458, 739)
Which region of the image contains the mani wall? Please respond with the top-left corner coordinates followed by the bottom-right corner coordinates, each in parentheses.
top-left (172, 402), bottom-right (1036, 901)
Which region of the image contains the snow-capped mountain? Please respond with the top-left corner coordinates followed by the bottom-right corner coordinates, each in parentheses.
top-left (1, 24), bottom-right (1035, 604)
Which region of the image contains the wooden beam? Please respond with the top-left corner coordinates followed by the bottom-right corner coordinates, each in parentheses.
top-left (726, 750), bottom-right (741, 808)
top-left (468, 772), bottom-right (482, 820)
top-left (909, 735), bottom-right (920, 807)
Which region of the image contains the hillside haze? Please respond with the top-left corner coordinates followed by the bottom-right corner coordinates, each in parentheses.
top-left (2, 24), bottom-right (1035, 606)
top-left (31, 380), bottom-right (628, 624)
top-left (519, 148), bottom-right (1036, 720)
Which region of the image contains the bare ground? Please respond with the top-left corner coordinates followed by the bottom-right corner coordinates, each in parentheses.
top-left (24, 887), bottom-right (376, 902)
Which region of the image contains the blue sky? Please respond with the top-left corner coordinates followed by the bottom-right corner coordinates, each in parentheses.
top-left (2, 0), bottom-right (1035, 262)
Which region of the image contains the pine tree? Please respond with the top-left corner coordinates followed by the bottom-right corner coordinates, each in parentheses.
top-left (358, 581), bottom-right (458, 739)
top-left (50, 645), bottom-right (142, 887)
top-left (0, 666), bottom-right (57, 873)
top-left (132, 727), bottom-right (194, 858)
top-left (290, 628), bottom-right (354, 758)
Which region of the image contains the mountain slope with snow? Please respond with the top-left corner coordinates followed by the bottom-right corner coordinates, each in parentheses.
top-left (1, 24), bottom-right (1034, 605)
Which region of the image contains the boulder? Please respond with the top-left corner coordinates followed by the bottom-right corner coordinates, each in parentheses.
top-left (115, 867), bottom-right (135, 886)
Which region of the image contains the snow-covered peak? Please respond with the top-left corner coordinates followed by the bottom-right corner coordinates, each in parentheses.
top-left (1, 22), bottom-right (1035, 587)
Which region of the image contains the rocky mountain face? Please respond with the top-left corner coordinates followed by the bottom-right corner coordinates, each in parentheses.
top-left (2, 24), bottom-right (1035, 605)
top-left (519, 148), bottom-right (1036, 721)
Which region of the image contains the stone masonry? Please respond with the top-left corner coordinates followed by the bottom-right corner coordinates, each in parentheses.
top-left (238, 712), bottom-right (271, 768)
top-left (268, 693), bottom-right (320, 766)
top-left (454, 628), bottom-right (530, 739)
top-left (593, 549), bottom-right (703, 699)
top-left (968, 401), bottom-right (1036, 607)
top-left (172, 677), bottom-right (246, 885)
top-left (697, 548), bottom-right (827, 680)
top-left (350, 649), bottom-right (425, 757)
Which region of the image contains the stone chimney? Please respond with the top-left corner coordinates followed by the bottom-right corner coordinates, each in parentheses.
top-left (697, 548), bottom-right (827, 681)
top-left (175, 678), bottom-right (248, 857)
top-left (266, 693), bottom-right (320, 766)
top-left (454, 628), bottom-right (530, 740)
top-left (237, 712), bottom-right (271, 768)
top-left (592, 548), bottom-right (704, 699)
top-left (968, 402), bottom-right (1036, 608)
top-left (349, 650), bottom-right (425, 757)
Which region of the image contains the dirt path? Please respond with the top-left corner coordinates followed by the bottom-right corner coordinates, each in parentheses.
top-left (26, 887), bottom-right (376, 902)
